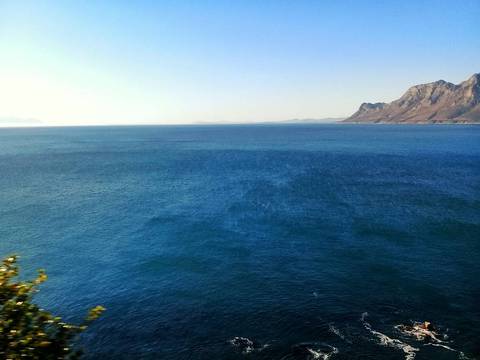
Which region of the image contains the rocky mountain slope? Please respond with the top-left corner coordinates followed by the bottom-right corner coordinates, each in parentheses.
top-left (345, 73), bottom-right (480, 123)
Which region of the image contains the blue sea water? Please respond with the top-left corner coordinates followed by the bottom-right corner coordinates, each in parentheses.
top-left (0, 124), bottom-right (479, 359)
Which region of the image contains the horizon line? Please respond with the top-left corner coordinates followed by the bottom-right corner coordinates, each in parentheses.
top-left (0, 118), bottom-right (347, 128)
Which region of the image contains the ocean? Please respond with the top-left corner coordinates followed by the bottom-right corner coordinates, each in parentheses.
top-left (0, 124), bottom-right (479, 359)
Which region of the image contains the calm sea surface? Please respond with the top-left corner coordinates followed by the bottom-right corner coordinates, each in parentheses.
top-left (0, 125), bottom-right (479, 359)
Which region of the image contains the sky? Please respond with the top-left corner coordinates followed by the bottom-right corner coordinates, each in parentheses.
top-left (0, 0), bottom-right (479, 126)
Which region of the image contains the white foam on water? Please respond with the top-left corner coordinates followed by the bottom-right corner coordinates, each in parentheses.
top-left (306, 344), bottom-right (339, 360)
top-left (425, 343), bottom-right (475, 359)
top-left (279, 342), bottom-right (339, 360)
top-left (361, 312), bottom-right (368, 322)
top-left (361, 315), bottom-right (475, 360)
top-left (229, 336), bottom-right (270, 354)
top-left (229, 336), bottom-right (255, 354)
top-left (395, 322), bottom-right (476, 359)
top-left (458, 351), bottom-right (475, 360)
top-left (395, 323), bottom-right (446, 343)
top-left (361, 313), bottom-right (419, 360)
top-left (425, 343), bottom-right (456, 352)
top-left (328, 324), bottom-right (345, 340)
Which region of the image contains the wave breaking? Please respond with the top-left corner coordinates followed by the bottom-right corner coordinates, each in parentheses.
top-left (361, 312), bottom-right (419, 360)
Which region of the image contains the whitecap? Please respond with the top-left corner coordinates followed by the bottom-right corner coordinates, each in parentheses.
top-left (361, 311), bottom-right (368, 322)
top-left (425, 343), bottom-right (475, 359)
top-left (458, 351), bottom-right (474, 360)
top-left (229, 336), bottom-right (255, 354)
top-left (307, 345), bottom-right (338, 360)
top-left (395, 322), bottom-right (446, 343)
top-left (425, 343), bottom-right (456, 352)
top-left (328, 324), bottom-right (344, 340)
top-left (281, 342), bottom-right (338, 360)
top-left (229, 336), bottom-right (269, 354)
top-left (361, 313), bottom-right (419, 360)
top-left (395, 321), bottom-right (475, 359)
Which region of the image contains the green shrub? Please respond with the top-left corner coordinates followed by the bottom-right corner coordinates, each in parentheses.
top-left (0, 255), bottom-right (105, 359)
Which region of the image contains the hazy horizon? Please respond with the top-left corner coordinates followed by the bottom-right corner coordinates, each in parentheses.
top-left (0, 116), bottom-right (345, 127)
top-left (1, 1), bottom-right (479, 126)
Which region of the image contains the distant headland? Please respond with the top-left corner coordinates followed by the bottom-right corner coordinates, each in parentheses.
top-left (344, 73), bottom-right (480, 124)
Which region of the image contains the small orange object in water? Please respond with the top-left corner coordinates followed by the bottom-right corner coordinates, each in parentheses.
top-left (421, 321), bottom-right (433, 330)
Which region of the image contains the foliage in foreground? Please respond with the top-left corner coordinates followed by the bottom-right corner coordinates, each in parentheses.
top-left (0, 255), bottom-right (105, 359)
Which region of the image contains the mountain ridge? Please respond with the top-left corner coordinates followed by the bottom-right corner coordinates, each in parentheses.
top-left (345, 73), bottom-right (480, 123)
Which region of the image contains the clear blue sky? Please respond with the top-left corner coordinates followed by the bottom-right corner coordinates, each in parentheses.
top-left (0, 0), bottom-right (479, 125)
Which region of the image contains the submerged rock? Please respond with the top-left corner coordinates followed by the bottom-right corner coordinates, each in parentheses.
top-left (395, 321), bottom-right (447, 343)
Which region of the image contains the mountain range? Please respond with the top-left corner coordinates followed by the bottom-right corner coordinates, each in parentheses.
top-left (345, 73), bottom-right (480, 123)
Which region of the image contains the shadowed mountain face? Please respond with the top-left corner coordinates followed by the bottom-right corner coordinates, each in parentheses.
top-left (345, 73), bottom-right (480, 123)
